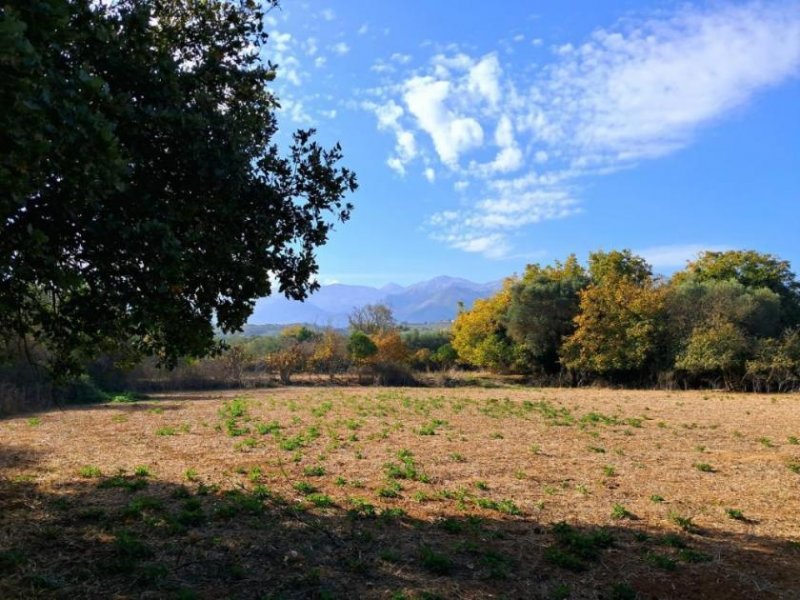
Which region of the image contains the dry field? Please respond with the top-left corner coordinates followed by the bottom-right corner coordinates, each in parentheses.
top-left (1, 387), bottom-right (799, 599)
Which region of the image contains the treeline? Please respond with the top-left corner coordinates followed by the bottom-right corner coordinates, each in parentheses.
top-left (452, 250), bottom-right (800, 391)
top-left (119, 305), bottom-right (457, 390)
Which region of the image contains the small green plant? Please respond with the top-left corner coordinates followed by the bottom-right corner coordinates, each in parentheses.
top-left (98, 472), bottom-right (147, 492)
top-left (788, 436), bottom-right (799, 445)
top-left (475, 480), bottom-right (489, 491)
top-left (255, 420), bottom-right (281, 435)
top-left (133, 465), bottom-right (151, 477)
top-left (758, 437), bottom-right (774, 448)
top-left (155, 426), bottom-right (177, 436)
top-left (419, 546), bottom-right (453, 575)
top-left (234, 437), bottom-right (258, 451)
top-left (347, 497), bottom-right (376, 518)
top-left (450, 453), bottom-right (467, 462)
top-left (694, 462), bottom-right (715, 473)
top-left (219, 397), bottom-right (248, 419)
top-left (726, 508), bottom-right (745, 520)
top-left (247, 467), bottom-right (262, 482)
top-left (788, 460), bottom-right (800, 474)
top-left (602, 465), bottom-right (616, 477)
top-left (26, 417), bottom-right (41, 426)
top-left (609, 582), bottom-right (637, 600)
top-left (474, 498), bottom-right (521, 515)
top-left (334, 476), bottom-right (347, 486)
top-left (645, 552), bottom-right (677, 571)
top-left (377, 481), bottom-right (402, 498)
top-left (667, 510), bottom-right (695, 531)
top-left (587, 445), bottom-right (606, 453)
top-left (611, 503), bottom-right (633, 520)
top-left (306, 493), bottom-right (334, 508)
top-left (418, 419), bottom-right (446, 436)
top-left (78, 465), bottom-right (102, 478)
top-left (304, 465), bottom-right (326, 477)
top-left (650, 494), bottom-right (665, 503)
top-left (544, 522), bottom-right (614, 572)
top-left (184, 468), bottom-right (199, 482)
top-left (294, 481), bottom-right (318, 495)
top-left (550, 583), bottom-right (571, 600)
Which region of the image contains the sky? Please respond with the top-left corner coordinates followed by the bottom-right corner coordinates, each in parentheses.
top-left (262, 0), bottom-right (800, 287)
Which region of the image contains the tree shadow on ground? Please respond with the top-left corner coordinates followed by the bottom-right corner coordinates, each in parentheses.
top-left (0, 449), bottom-right (798, 600)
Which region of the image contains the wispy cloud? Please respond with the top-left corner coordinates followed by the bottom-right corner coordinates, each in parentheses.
top-left (363, 2), bottom-right (800, 258)
top-left (331, 42), bottom-right (350, 56)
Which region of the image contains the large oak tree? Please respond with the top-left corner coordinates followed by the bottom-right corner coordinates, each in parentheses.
top-left (1, 0), bottom-right (357, 378)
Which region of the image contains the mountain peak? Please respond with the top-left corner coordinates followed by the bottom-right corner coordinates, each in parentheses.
top-left (248, 276), bottom-right (502, 326)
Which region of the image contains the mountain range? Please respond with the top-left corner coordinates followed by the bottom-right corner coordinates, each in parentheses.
top-left (247, 276), bottom-right (502, 326)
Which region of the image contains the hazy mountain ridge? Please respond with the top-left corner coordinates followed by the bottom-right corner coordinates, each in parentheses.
top-left (248, 276), bottom-right (502, 326)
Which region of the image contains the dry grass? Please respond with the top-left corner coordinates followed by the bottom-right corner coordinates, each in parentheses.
top-left (1, 387), bottom-right (799, 599)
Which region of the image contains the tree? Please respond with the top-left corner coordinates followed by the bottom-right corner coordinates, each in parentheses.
top-left (672, 250), bottom-right (800, 326)
top-left (347, 330), bottom-right (377, 383)
top-left (587, 249), bottom-right (652, 286)
top-left (675, 321), bottom-right (749, 390)
top-left (266, 327), bottom-right (315, 385)
top-left (0, 0), bottom-right (357, 381)
top-left (347, 331), bottom-right (377, 365)
top-left (348, 304), bottom-right (396, 336)
top-left (310, 329), bottom-right (348, 381)
top-left (561, 253), bottom-right (665, 379)
top-left (451, 279), bottom-right (521, 372)
top-left (746, 330), bottom-right (800, 392)
top-left (507, 255), bottom-right (588, 374)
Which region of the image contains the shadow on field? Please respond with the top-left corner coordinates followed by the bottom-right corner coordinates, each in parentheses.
top-left (0, 447), bottom-right (798, 600)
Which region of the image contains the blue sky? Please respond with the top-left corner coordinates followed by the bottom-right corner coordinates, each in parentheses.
top-left (264, 1), bottom-right (800, 287)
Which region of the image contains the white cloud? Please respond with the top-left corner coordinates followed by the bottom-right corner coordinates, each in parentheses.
top-left (435, 232), bottom-right (512, 259)
top-left (364, 2), bottom-right (800, 256)
top-left (304, 37), bottom-right (318, 56)
top-left (424, 167), bottom-right (436, 183)
top-left (358, 23), bottom-right (369, 35)
top-left (529, 3), bottom-right (800, 163)
top-left (636, 244), bottom-right (731, 269)
top-left (270, 31), bottom-right (292, 53)
top-left (280, 97), bottom-right (312, 124)
top-left (321, 9), bottom-right (335, 21)
top-left (391, 53), bottom-right (413, 64)
top-left (403, 76), bottom-right (484, 166)
top-left (314, 56), bottom-right (327, 69)
top-left (331, 42), bottom-right (350, 56)
top-left (467, 54), bottom-right (503, 107)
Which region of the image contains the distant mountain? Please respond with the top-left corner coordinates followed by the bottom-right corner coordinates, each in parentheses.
top-left (248, 276), bottom-right (502, 327)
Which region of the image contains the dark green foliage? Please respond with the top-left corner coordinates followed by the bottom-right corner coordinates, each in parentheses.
top-left (347, 330), bottom-right (378, 362)
top-left (507, 255), bottom-right (588, 374)
top-left (0, 0), bottom-right (356, 380)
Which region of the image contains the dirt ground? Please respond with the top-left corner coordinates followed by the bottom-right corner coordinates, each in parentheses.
top-left (1, 387), bottom-right (799, 599)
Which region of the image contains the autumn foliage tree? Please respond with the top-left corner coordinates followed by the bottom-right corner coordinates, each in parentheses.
top-left (451, 279), bottom-right (521, 373)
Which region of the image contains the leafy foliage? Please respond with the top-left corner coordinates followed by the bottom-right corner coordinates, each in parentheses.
top-left (0, 0), bottom-right (357, 380)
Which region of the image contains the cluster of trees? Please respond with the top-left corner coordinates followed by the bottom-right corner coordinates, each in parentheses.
top-left (226, 305), bottom-right (457, 385)
top-left (453, 250), bottom-right (800, 391)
